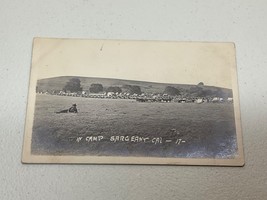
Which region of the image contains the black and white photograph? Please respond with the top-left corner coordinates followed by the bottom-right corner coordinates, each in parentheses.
top-left (22, 38), bottom-right (244, 165)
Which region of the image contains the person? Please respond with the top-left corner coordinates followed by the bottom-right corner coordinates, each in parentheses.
top-left (56, 104), bottom-right (78, 113)
top-left (68, 104), bottom-right (78, 113)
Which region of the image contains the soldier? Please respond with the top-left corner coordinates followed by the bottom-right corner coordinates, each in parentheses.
top-left (68, 104), bottom-right (78, 113)
top-left (56, 104), bottom-right (78, 113)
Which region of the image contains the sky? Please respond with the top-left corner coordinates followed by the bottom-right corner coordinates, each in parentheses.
top-left (31, 38), bottom-right (237, 89)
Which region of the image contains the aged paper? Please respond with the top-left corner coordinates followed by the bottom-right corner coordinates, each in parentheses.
top-left (22, 38), bottom-right (244, 166)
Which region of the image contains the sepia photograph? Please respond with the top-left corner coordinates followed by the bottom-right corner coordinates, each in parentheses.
top-left (22, 38), bottom-right (244, 166)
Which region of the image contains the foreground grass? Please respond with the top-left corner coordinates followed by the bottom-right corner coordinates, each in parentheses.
top-left (31, 94), bottom-right (237, 158)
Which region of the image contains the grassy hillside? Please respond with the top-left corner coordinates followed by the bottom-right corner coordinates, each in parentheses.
top-left (37, 76), bottom-right (232, 96)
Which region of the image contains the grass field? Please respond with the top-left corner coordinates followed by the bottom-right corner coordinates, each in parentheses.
top-left (31, 94), bottom-right (237, 158)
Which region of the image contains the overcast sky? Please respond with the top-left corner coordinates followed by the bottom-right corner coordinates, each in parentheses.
top-left (32, 38), bottom-right (236, 89)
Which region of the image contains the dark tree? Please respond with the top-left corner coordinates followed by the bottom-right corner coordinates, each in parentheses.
top-left (63, 78), bottom-right (82, 92)
top-left (123, 85), bottom-right (142, 95)
top-left (107, 86), bottom-right (122, 93)
top-left (131, 86), bottom-right (142, 95)
top-left (89, 83), bottom-right (103, 93)
top-left (198, 82), bottom-right (204, 86)
top-left (163, 86), bottom-right (180, 96)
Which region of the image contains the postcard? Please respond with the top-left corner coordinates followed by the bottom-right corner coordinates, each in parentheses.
top-left (22, 38), bottom-right (244, 166)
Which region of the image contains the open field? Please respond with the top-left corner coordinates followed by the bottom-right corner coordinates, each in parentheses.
top-left (31, 94), bottom-right (237, 158)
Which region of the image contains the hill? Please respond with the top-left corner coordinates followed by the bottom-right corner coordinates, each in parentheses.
top-left (36, 76), bottom-right (232, 97)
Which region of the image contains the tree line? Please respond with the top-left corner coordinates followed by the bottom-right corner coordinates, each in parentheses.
top-left (62, 78), bottom-right (231, 98)
top-left (62, 78), bottom-right (142, 95)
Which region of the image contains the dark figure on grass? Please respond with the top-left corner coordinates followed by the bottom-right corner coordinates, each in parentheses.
top-left (56, 104), bottom-right (78, 114)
